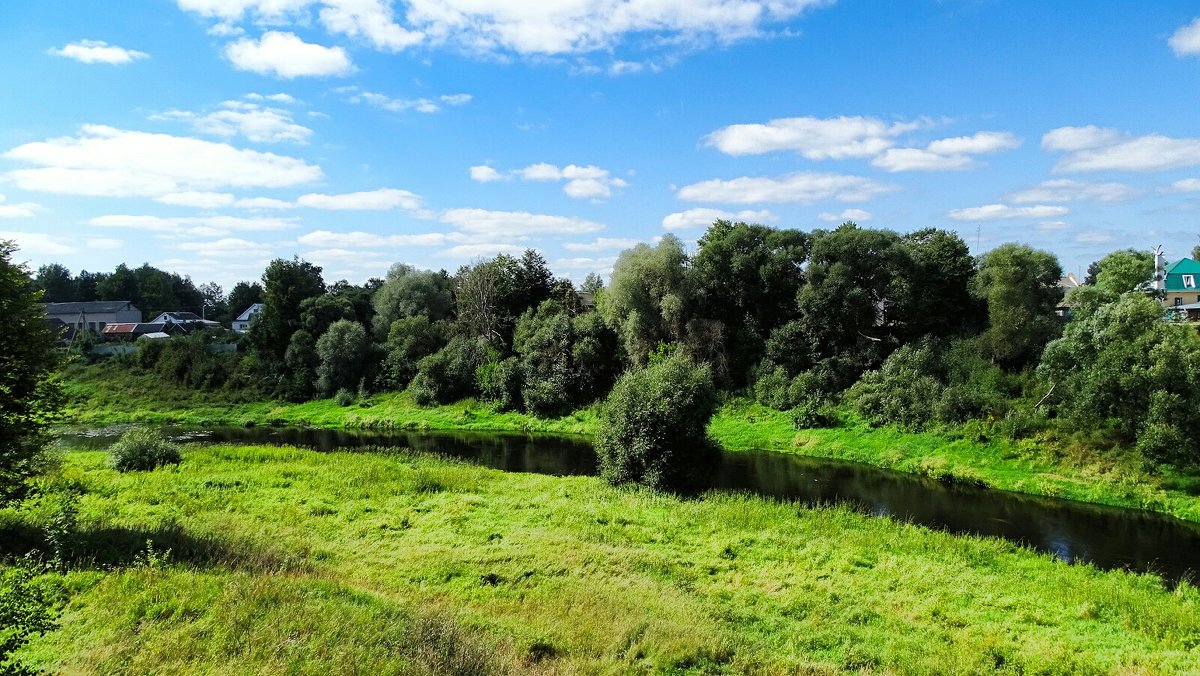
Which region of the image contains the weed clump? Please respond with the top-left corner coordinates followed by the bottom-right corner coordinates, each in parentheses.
top-left (108, 428), bottom-right (182, 472)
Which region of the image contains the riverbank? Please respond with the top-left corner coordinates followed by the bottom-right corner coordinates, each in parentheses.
top-left (4, 444), bottom-right (1199, 673)
top-left (59, 362), bottom-right (1200, 522)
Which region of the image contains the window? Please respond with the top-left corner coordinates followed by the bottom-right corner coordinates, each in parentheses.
top-left (1184, 274), bottom-right (1196, 289)
top-left (1176, 297), bottom-right (1184, 306)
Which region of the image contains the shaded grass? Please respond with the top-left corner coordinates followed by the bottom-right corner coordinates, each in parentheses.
top-left (5, 445), bottom-right (1200, 673)
top-left (59, 361), bottom-right (1200, 522)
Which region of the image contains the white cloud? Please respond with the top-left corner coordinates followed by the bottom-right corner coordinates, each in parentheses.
top-left (176, 237), bottom-right (275, 257)
top-left (1167, 178), bottom-right (1200, 193)
top-left (318, 0), bottom-right (422, 51)
top-left (89, 214), bottom-right (297, 236)
top-left (179, 0), bottom-right (830, 58)
top-left (1169, 17), bottom-right (1200, 57)
top-left (234, 196), bottom-right (296, 209)
top-left (441, 243), bottom-right (526, 258)
top-left (297, 229), bottom-right (448, 248)
top-left (1037, 221), bottom-right (1071, 233)
top-left (154, 191), bottom-right (237, 208)
top-left (345, 88), bottom-right (472, 114)
top-left (706, 116), bottom-right (919, 159)
top-left (477, 162), bottom-right (628, 199)
top-left (563, 237), bottom-right (642, 252)
top-left (87, 238), bottom-right (124, 250)
top-left (1008, 179), bottom-right (1140, 203)
top-left (0, 231), bottom-right (76, 255)
top-left (0, 194), bottom-right (43, 219)
top-left (946, 204), bottom-right (1070, 221)
top-left (1043, 127), bottom-right (1200, 172)
top-left (225, 31), bottom-right (353, 78)
top-left (661, 208), bottom-right (777, 231)
top-left (3, 125), bottom-right (322, 197)
top-left (50, 40), bottom-right (149, 65)
top-left (153, 100), bottom-right (313, 144)
top-left (817, 208), bottom-right (871, 223)
top-left (469, 165), bottom-right (505, 182)
top-left (1075, 229), bottom-right (1116, 244)
top-left (297, 188), bottom-right (423, 210)
top-left (553, 256), bottom-right (618, 274)
top-left (246, 92), bottom-right (298, 104)
top-left (872, 131), bottom-right (1020, 172)
top-left (677, 172), bottom-right (894, 204)
top-left (441, 208), bottom-right (604, 236)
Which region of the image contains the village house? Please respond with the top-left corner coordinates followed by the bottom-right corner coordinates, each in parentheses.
top-left (42, 301), bottom-right (141, 334)
top-left (232, 303), bottom-right (263, 333)
top-left (150, 311), bottom-right (222, 330)
top-left (1160, 258), bottom-right (1200, 309)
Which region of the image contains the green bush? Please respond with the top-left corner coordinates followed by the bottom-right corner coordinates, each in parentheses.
top-left (476, 357), bottom-right (523, 411)
top-left (108, 428), bottom-right (182, 472)
top-left (0, 559), bottom-right (58, 675)
top-left (410, 337), bottom-right (488, 406)
top-left (791, 396), bottom-right (838, 429)
top-left (334, 388), bottom-right (355, 407)
top-left (595, 354), bottom-right (718, 489)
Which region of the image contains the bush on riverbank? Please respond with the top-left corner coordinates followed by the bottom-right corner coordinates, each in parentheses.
top-left (108, 428), bottom-right (182, 472)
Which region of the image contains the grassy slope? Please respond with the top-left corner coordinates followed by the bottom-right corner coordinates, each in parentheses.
top-left (6, 445), bottom-right (1200, 674)
top-left (59, 362), bottom-right (1200, 521)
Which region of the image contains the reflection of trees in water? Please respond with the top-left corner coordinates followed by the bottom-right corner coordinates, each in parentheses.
top-left (59, 426), bottom-right (1200, 583)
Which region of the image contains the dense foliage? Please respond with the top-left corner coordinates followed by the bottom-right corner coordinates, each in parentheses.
top-left (595, 353), bottom-right (718, 489)
top-left (108, 428), bottom-right (182, 472)
top-left (0, 241), bottom-right (63, 504)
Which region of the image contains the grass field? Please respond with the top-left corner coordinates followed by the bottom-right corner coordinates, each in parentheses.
top-left (58, 362), bottom-right (1200, 522)
top-left (3, 444), bottom-right (1199, 674)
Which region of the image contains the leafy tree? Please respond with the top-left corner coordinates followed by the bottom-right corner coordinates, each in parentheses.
top-left (410, 336), bottom-right (490, 405)
top-left (315, 319), bottom-right (372, 397)
top-left (1093, 248), bottom-right (1153, 295)
top-left (73, 270), bottom-right (104, 302)
top-left (600, 235), bottom-right (692, 365)
top-left (581, 272), bottom-right (604, 295)
top-left (299, 294), bottom-right (355, 338)
top-left (690, 220), bottom-right (810, 384)
top-left (0, 241), bottom-right (63, 504)
top-left (283, 329), bottom-right (318, 401)
top-left (971, 244), bottom-right (1063, 368)
top-left (329, 279), bottom-right (379, 328)
top-left (97, 263), bottom-right (138, 303)
top-left (251, 257), bottom-right (326, 361)
top-left (378, 316), bottom-right (446, 389)
top-left (900, 228), bottom-right (982, 339)
top-left (227, 281), bottom-right (264, 318)
top-left (372, 263), bottom-right (453, 337)
top-left (199, 282), bottom-right (225, 321)
top-left (1040, 293), bottom-right (1200, 465)
top-left (595, 353), bottom-right (717, 489)
top-left (34, 263), bottom-right (74, 302)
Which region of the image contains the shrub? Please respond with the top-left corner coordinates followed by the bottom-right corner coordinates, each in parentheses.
top-left (410, 336), bottom-right (489, 406)
top-left (334, 388), bottom-right (355, 407)
top-left (522, 368), bottom-right (572, 418)
top-left (476, 357), bottom-right (522, 411)
top-left (595, 354), bottom-right (718, 489)
top-left (108, 428), bottom-right (182, 472)
top-left (0, 558), bottom-right (58, 675)
top-left (791, 396), bottom-right (838, 429)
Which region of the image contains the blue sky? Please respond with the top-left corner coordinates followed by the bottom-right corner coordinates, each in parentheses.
top-left (2, 1), bottom-right (1200, 289)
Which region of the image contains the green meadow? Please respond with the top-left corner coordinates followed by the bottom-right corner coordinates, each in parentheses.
top-left (4, 444), bottom-right (1200, 674)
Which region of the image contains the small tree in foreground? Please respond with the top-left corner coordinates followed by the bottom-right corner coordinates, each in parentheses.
top-left (595, 353), bottom-right (718, 489)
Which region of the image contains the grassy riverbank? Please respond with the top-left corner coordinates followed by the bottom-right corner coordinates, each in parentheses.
top-left (4, 444), bottom-right (1200, 673)
top-left (59, 362), bottom-right (1200, 521)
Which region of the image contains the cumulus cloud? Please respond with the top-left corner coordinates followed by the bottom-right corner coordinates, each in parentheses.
top-left (817, 208), bottom-right (871, 223)
top-left (152, 99), bottom-right (313, 144)
top-left (179, 0), bottom-right (830, 58)
top-left (225, 31), bottom-right (353, 78)
top-left (0, 231), bottom-right (78, 255)
top-left (677, 172), bottom-right (894, 205)
top-left (871, 131), bottom-right (1021, 172)
top-left (441, 208), bottom-right (604, 236)
top-left (343, 88), bottom-right (472, 114)
top-left (441, 242), bottom-right (526, 258)
top-left (471, 162), bottom-right (628, 199)
top-left (49, 40), bottom-right (149, 65)
top-left (1169, 17), bottom-right (1200, 56)
top-left (661, 208), bottom-right (777, 231)
top-left (0, 194), bottom-right (43, 219)
top-left (297, 229), bottom-right (448, 247)
top-left (1043, 126), bottom-right (1200, 172)
top-left (706, 116), bottom-right (920, 159)
top-left (1008, 179), bottom-right (1141, 203)
top-left (234, 196), bottom-right (296, 209)
top-left (1167, 178), bottom-right (1200, 193)
top-left (296, 188), bottom-right (423, 210)
top-left (3, 125), bottom-right (322, 198)
top-left (946, 204), bottom-right (1069, 221)
top-left (89, 214), bottom-right (297, 236)
top-left (154, 191), bottom-right (237, 208)
top-left (176, 237), bottom-right (275, 257)
top-left (562, 237), bottom-right (642, 252)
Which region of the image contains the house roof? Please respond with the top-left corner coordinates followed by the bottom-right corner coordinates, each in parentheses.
top-left (235, 303), bottom-right (264, 321)
top-left (1164, 258), bottom-right (1200, 291)
top-left (101, 322), bottom-right (166, 335)
top-left (42, 300), bottom-right (136, 315)
top-left (155, 311), bottom-right (203, 322)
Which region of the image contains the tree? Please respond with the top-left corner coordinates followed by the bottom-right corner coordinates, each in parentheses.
top-left (34, 263), bottom-right (75, 302)
top-left (251, 257), bottom-right (325, 361)
top-left (690, 220), bottom-right (810, 384)
top-left (227, 281), bottom-right (264, 318)
top-left (581, 272), bottom-right (604, 295)
top-left (299, 293), bottom-right (355, 338)
top-left (599, 235), bottom-right (692, 365)
top-left (315, 319), bottom-right (372, 397)
top-left (372, 263), bottom-right (453, 337)
top-left (900, 228), bottom-right (982, 339)
top-left (1093, 248), bottom-right (1153, 295)
top-left (199, 282), bottom-right (225, 321)
top-left (97, 263), bottom-right (137, 303)
top-left (595, 353), bottom-right (717, 489)
top-left (971, 244), bottom-right (1063, 368)
top-left (0, 241), bottom-right (63, 503)
top-left (378, 316), bottom-right (446, 389)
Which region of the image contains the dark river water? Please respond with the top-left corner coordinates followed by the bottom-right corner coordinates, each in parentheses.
top-left (60, 425), bottom-right (1200, 584)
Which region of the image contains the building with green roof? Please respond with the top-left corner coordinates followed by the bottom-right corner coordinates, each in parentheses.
top-left (1163, 258), bottom-right (1200, 308)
